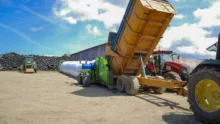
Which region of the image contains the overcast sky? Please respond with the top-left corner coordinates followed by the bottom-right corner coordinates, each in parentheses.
top-left (0, 0), bottom-right (219, 59)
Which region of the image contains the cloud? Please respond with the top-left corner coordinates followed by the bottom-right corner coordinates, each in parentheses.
top-left (106, 0), bottom-right (129, 7)
top-left (160, 23), bottom-right (217, 59)
top-left (53, 0), bottom-right (126, 29)
top-left (85, 24), bottom-right (102, 36)
top-left (0, 23), bottom-right (48, 49)
top-left (194, 0), bottom-right (220, 28)
top-left (174, 14), bottom-right (186, 19)
top-left (63, 17), bottom-right (77, 24)
top-left (30, 26), bottom-right (44, 32)
top-left (159, 0), bottom-right (220, 59)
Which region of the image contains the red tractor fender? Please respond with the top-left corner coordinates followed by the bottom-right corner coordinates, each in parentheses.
top-left (147, 62), bottom-right (156, 73)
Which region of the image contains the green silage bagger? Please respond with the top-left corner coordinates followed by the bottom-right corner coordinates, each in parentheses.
top-left (77, 57), bottom-right (115, 89)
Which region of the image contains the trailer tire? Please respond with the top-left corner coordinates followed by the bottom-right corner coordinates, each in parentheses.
top-left (117, 75), bottom-right (127, 92)
top-left (125, 76), bottom-right (140, 95)
top-left (188, 67), bottom-right (220, 123)
top-left (77, 75), bottom-right (82, 84)
top-left (83, 76), bottom-right (91, 87)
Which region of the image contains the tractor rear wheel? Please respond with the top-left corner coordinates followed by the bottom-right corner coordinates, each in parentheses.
top-left (152, 87), bottom-right (166, 94)
top-left (125, 76), bottom-right (140, 95)
top-left (117, 75), bottom-right (127, 92)
top-left (152, 76), bottom-right (166, 94)
top-left (163, 71), bottom-right (181, 92)
top-left (163, 71), bottom-right (181, 80)
top-left (188, 68), bottom-right (220, 123)
top-left (82, 76), bottom-right (91, 87)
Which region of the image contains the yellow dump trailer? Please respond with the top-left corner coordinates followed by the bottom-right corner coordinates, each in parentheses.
top-left (108, 0), bottom-right (176, 76)
top-left (105, 0), bottom-right (187, 95)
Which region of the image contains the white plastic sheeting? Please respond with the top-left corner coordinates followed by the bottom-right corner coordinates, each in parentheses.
top-left (59, 60), bottom-right (95, 77)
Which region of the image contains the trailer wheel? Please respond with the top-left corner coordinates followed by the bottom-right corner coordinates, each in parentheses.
top-left (188, 68), bottom-right (220, 123)
top-left (77, 75), bottom-right (82, 84)
top-left (82, 76), bottom-right (91, 87)
top-left (125, 76), bottom-right (140, 95)
top-left (117, 75), bottom-right (127, 92)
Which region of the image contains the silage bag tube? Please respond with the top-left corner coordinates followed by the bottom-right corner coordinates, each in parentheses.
top-left (59, 60), bottom-right (95, 77)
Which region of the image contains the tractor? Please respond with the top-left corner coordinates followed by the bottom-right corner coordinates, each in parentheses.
top-left (146, 50), bottom-right (190, 81)
top-left (187, 34), bottom-right (220, 123)
top-left (20, 56), bottom-right (37, 73)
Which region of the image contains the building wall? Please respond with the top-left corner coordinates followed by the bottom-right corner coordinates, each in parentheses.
top-left (71, 44), bottom-right (106, 61)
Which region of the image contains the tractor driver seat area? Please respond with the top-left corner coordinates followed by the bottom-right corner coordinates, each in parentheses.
top-left (153, 55), bottom-right (160, 74)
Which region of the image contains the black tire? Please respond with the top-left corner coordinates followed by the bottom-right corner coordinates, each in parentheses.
top-left (188, 67), bottom-right (220, 123)
top-left (117, 75), bottom-right (127, 92)
top-left (163, 71), bottom-right (181, 92)
top-left (77, 74), bottom-right (82, 84)
top-left (152, 76), bottom-right (166, 94)
top-left (125, 76), bottom-right (140, 95)
top-left (82, 76), bottom-right (91, 87)
top-left (163, 71), bottom-right (181, 81)
top-left (107, 70), bottom-right (116, 90)
top-left (152, 87), bottom-right (166, 94)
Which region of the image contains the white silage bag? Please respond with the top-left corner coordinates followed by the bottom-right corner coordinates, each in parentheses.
top-left (59, 60), bottom-right (95, 77)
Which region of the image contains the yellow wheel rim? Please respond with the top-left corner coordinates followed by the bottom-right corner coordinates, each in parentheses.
top-left (195, 79), bottom-right (220, 113)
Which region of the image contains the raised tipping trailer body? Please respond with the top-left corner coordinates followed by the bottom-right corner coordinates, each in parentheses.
top-left (105, 0), bottom-right (187, 95)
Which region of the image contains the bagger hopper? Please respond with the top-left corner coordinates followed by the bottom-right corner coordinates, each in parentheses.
top-left (105, 0), bottom-right (187, 95)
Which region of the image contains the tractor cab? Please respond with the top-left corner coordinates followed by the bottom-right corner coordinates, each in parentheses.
top-left (147, 50), bottom-right (190, 81)
top-left (151, 50), bottom-right (179, 71)
top-left (25, 56), bottom-right (34, 64)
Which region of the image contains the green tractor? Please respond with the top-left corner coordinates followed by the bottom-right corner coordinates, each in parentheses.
top-left (188, 34), bottom-right (220, 123)
top-left (20, 56), bottom-right (37, 73)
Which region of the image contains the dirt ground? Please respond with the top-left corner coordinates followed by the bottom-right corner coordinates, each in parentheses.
top-left (0, 71), bottom-right (202, 124)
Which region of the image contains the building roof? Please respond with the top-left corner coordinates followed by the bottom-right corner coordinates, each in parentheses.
top-left (71, 43), bottom-right (106, 55)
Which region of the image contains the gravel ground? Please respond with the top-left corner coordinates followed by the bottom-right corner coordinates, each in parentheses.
top-left (0, 71), bottom-right (202, 124)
